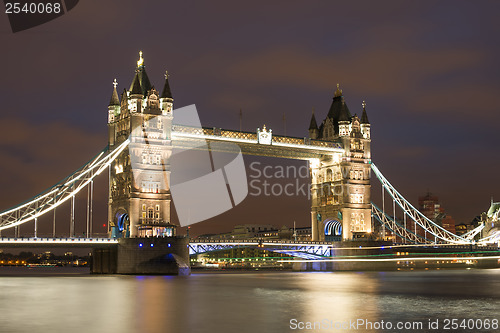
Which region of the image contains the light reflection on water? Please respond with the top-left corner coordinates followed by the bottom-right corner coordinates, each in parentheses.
top-left (0, 268), bottom-right (499, 333)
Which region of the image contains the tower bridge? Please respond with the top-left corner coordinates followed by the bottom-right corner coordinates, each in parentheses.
top-left (0, 52), bottom-right (498, 274)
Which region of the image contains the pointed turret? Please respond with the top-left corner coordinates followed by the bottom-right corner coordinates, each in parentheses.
top-left (360, 101), bottom-right (371, 139)
top-left (361, 100), bottom-right (370, 124)
top-left (130, 72), bottom-right (142, 96)
top-left (108, 79), bottom-right (120, 124)
top-left (309, 108), bottom-right (319, 139)
top-left (109, 79), bottom-right (120, 106)
top-left (309, 108), bottom-right (318, 130)
top-left (160, 70), bottom-right (174, 116)
top-left (337, 85), bottom-right (351, 137)
top-left (129, 51), bottom-right (153, 96)
top-left (161, 70), bottom-right (173, 99)
top-left (337, 88), bottom-right (351, 137)
top-left (338, 101), bottom-right (351, 122)
top-left (128, 54), bottom-right (144, 114)
top-left (326, 83), bottom-right (351, 135)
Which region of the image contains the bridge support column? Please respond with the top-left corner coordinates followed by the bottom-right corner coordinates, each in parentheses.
top-left (91, 237), bottom-right (190, 275)
top-left (311, 211), bottom-right (318, 241)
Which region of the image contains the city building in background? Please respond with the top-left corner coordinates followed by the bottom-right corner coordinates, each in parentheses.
top-left (418, 192), bottom-right (456, 234)
top-left (196, 224), bottom-right (312, 241)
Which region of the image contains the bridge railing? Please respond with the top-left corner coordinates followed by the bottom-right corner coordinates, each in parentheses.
top-left (0, 237), bottom-right (118, 243)
top-left (189, 238), bottom-right (333, 245)
top-left (171, 125), bottom-right (343, 150)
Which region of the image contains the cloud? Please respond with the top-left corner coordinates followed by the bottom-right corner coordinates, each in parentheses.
top-left (222, 46), bottom-right (484, 96)
top-left (0, 117), bottom-right (106, 210)
top-left (208, 91), bottom-right (267, 113)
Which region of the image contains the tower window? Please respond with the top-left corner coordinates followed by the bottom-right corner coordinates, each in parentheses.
top-left (141, 181), bottom-right (160, 193)
top-left (156, 204), bottom-right (160, 211)
top-left (351, 194), bottom-right (363, 204)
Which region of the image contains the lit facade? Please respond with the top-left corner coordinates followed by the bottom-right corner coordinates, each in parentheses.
top-left (483, 201), bottom-right (500, 239)
top-left (107, 52), bottom-right (175, 238)
top-left (308, 85), bottom-right (372, 241)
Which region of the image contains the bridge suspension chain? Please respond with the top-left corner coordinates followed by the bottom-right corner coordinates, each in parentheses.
top-left (371, 163), bottom-right (469, 244)
top-left (0, 139), bottom-right (130, 231)
top-left (371, 203), bottom-right (429, 244)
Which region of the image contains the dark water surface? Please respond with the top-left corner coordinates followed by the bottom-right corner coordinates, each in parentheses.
top-left (0, 267), bottom-right (499, 333)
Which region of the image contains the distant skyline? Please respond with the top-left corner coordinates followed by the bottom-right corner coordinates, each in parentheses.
top-left (1, 1), bottom-right (499, 236)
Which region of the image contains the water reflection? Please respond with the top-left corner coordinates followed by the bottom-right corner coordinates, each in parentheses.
top-left (0, 269), bottom-right (499, 332)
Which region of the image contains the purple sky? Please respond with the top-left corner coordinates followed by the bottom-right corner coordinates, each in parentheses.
top-left (0, 1), bottom-right (499, 237)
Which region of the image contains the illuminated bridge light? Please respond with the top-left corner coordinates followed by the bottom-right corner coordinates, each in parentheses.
top-left (139, 243), bottom-right (143, 248)
top-left (150, 243), bottom-right (154, 247)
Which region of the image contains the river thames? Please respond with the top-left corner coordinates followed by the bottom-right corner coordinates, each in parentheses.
top-left (0, 268), bottom-right (499, 333)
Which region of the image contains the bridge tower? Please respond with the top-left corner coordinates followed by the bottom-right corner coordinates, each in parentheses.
top-left (107, 51), bottom-right (174, 238)
top-left (309, 85), bottom-right (372, 241)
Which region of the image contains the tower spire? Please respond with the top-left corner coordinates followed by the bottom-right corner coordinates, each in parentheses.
top-left (137, 50), bottom-right (144, 68)
top-left (309, 107), bottom-right (318, 130)
top-left (129, 51), bottom-right (152, 96)
top-left (308, 107), bottom-right (319, 139)
top-left (334, 83), bottom-right (343, 98)
top-left (129, 72), bottom-right (142, 95)
top-left (109, 78), bottom-right (120, 106)
top-left (160, 70), bottom-right (174, 115)
top-left (361, 100), bottom-right (370, 124)
top-left (161, 70), bottom-right (173, 99)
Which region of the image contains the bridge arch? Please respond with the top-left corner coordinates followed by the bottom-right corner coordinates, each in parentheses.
top-left (112, 209), bottom-right (130, 238)
top-left (323, 219), bottom-right (342, 242)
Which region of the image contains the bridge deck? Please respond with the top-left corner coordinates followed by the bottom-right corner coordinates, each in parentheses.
top-left (0, 237), bottom-right (118, 248)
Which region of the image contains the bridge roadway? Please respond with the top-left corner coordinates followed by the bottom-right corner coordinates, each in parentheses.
top-left (0, 237), bottom-right (118, 248)
top-left (0, 237), bottom-right (332, 259)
